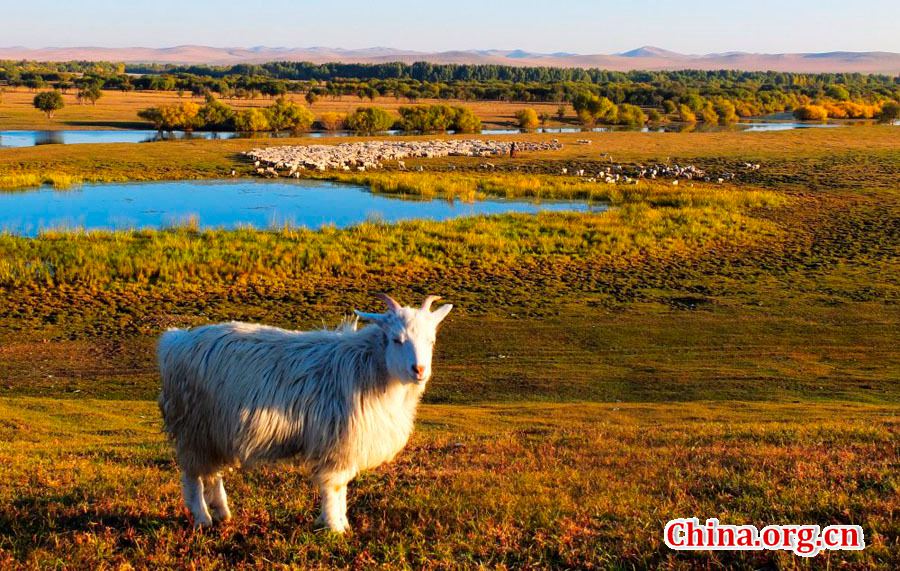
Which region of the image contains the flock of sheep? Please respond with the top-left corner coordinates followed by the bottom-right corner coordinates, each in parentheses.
top-left (245, 139), bottom-right (562, 175)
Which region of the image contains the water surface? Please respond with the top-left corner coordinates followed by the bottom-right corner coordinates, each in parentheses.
top-left (0, 179), bottom-right (604, 236)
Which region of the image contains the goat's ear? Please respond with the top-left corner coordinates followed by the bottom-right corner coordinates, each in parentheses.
top-left (354, 310), bottom-right (385, 322)
top-left (431, 304), bottom-right (453, 324)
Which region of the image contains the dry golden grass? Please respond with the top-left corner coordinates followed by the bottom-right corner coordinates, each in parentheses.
top-left (0, 87), bottom-right (568, 130)
top-left (0, 398), bottom-right (895, 569)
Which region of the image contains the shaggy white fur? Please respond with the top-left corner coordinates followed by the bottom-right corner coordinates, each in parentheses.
top-left (157, 295), bottom-right (452, 532)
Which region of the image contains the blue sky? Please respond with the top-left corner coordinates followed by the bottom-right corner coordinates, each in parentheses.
top-left (4, 0), bottom-right (898, 53)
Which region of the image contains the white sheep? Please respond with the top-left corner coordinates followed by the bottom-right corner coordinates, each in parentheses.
top-left (157, 294), bottom-right (453, 532)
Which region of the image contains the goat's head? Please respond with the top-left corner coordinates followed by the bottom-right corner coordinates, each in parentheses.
top-left (355, 294), bottom-right (453, 384)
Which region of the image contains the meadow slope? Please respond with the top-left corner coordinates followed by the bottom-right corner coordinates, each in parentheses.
top-left (0, 126), bottom-right (897, 568)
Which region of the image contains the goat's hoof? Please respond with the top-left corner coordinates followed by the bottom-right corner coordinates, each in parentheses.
top-left (210, 508), bottom-right (232, 522)
top-left (192, 515), bottom-right (214, 530)
top-left (314, 516), bottom-right (349, 534)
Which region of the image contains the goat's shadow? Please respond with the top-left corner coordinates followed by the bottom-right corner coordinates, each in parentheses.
top-left (0, 492), bottom-right (177, 559)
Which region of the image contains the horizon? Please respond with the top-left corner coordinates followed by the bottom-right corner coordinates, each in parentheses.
top-left (4, 0), bottom-right (899, 54)
top-left (4, 44), bottom-right (900, 56)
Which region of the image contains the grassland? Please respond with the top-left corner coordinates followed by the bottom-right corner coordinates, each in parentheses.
top-left (0, 126), bottom-right (898, 568)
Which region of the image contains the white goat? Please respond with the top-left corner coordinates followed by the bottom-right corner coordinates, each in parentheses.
top-left (157, 294), bottom-right (453, 532)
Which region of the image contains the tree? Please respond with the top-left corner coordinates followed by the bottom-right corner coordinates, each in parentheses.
top-left (33, 91), bottom-right (64, 118)
top-left (825, 85), bottom-right (850, 101)
top-left (614, 104), bottom-right (647, 126)
top-left (450, 106), bottom-right (481, 133)
top-left (877, 101), bottom-right (900, 123)
top-left (571, 93), bottom-right (616, 125)
top-left (515, 108), bottom-right (540, 130)
top-left (699, 102), bottom-right (719, 124)
top-left (713, 98), bottom-right (738, 124)
top-left (305, 91), bottom-right (319, 106)
top-left (233, 108), bottom-right (271, 132)
top-left (266, 97), bottom-right (314, 132)
top-left (77, 84), bottom-right (103, 105)
top-left (678, 104), bottom-right (697, 123)
top-left (137, 102), bottom-right (200, 130)
top-left (345, 107), bottom-right (395, 134)
top-left (198, 96), bottom-right (235, 130)
top-left (556, 104), bottom-right (567, 121)
top-left (398, 105), bottom-right (455, 132)
top-left (317, 112), bottom-right (346, 131)
top-left (137, 107), bottom-right (165, 129)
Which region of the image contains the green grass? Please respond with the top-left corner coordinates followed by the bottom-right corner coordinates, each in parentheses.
top-left (0, 171), bottom-right (83, 190)
top-left (0, 126), bottom-right (897, 568)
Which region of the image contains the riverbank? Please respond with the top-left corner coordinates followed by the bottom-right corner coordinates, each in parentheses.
top-left (0, 125), bottom-right (896, 191)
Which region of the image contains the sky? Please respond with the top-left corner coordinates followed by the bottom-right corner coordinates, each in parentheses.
top-left (3, 0), bottom-right (899, 54)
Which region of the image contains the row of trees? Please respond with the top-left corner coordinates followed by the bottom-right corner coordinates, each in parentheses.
top-left (794, 101), bottom-right (899, 121)
top-left (4, 59), bottom-right (898, 117)
top-left (135, 97), bottom-right (484, 133)
top-left (137, 96), bottom-right (316, 132)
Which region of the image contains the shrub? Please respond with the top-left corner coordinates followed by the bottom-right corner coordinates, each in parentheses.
top-left (399, 105), bottom-right (453, 132)
top-left (571, 93), bottom-right (616, 125)
top-left (822, 102), bottom-right (848, 118)
top-left (877, 101), bottom-right (900, 122)
top-left (647, 109), bottom-right (663, 122)
top-left (825, 85), bottom-right (850, 101)
top-left (266, 97), bottom-right (314, 132)
top-left (713, 99), bottom-right (738, 124)
top-left (614, 104), bottom-right (647, 126)
top-left (345, 107), bottom-right (395, 134)
top-left (678, 104), bottom-right (697, 123)
top-left (793, 105), bottom-right (828, 121)
top-left (837, 101), bottom-right (878, 119)
top-left (515, 108), bottom-right (540, 130)
top-left (317, 112), bottom-right (346, 131)
top-left (197, 96), bottom-right (235, 131)
top-left (733, 100), bottom-right (758, 117)
top-left (33, 91), bottom-right (64, 118)
top-left (699, 102), bottom-right (719, 124)
top-left (138, 102), bottom-right (201, 130)
top-left (397, 105), bottom-right (479, 133)
top-left (451, 106), bottom-right (482, 133)
top-left (233, 108), bottom-right (271, 132)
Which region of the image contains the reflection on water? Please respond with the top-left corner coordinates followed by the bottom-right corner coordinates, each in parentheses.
top-left (0, 179), bottom-right (606, 236)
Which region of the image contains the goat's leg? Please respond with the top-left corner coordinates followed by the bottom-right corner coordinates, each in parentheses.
top-left (181, 471), bottom-right (213, 528)
top-left (314, 469), bottom-right (354, 533)
top-left (203, 473), bottom-right (232, 522)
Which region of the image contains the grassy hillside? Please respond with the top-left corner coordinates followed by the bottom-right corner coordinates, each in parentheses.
top-left (0, 126), bottom-right (897, 568)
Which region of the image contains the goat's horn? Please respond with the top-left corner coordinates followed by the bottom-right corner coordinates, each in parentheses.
top-left (377, 293), bottom-right (401, 312)
top-left (421, 295), bottom-right (442, 311)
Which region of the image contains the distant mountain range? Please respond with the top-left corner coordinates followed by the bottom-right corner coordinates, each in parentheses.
top-left (1, 45), bottom-right (898, 73)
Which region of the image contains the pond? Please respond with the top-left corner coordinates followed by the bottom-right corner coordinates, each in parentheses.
top-left (0, 120), bottom-right (848, 148)
top-left (0, 179), bottom-right (605, 236)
